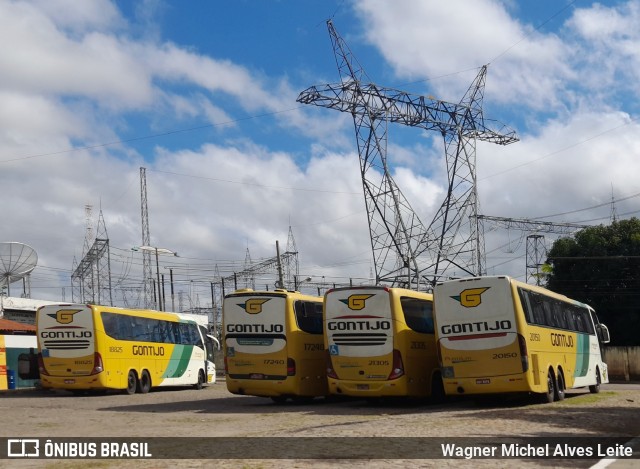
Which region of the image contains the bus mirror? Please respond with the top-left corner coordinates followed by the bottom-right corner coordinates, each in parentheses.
top-left (208, 335), bottom-right (221, 350)
top-left (597, 324), bottom-right (611, 344)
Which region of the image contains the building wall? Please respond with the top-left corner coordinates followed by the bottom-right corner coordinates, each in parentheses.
top-left (602, 346), bottom-right (640, 381)
top-left (0, 334), bottom-right (38, 389)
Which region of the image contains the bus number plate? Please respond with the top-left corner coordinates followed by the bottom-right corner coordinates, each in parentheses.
top-left (356, 384), bottom-right (369, 390)
top-left (64, 379), bottom-right (75, 385)
top-left (250, 374), bottom-right (264, 380)
top-left (476, 379), bottom-right (490, 385)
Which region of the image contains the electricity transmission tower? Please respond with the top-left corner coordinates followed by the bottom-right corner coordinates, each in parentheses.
top-left (297, 20), bottom-right (518, 289)
top-left (140, 167), bottom-right (153, 308)
top-left (71, 207), bottom-right (113, 305)
top-left (477, 215), bottom-right (589, 284)
top-left (218, 229), bottom-right (299, 293)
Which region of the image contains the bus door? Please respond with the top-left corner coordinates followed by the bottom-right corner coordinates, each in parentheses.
top-left (204, 334), bottom-right (219, 384)
top-left (324, 288), bottom-right (395, 385)
top-left (224, 294), bottom-right (288, 381)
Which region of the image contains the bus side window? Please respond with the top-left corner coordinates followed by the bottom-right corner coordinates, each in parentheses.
top-left (564, 306), bottom-right (577, 331)
top-left (400, 297), bottom-right (434, 334)
top-left (101, 313), bottom-right (117, 337)
top-left (542, 300), bottom-right (555, 328)
top-left (518, 289), bottom-right (533, 323)
top-left (170, 322), bottom-right (180, 344)
top-left (530, 293), bottom-right (546, 325)
top-left (552, 301), bottom-right (567, 329)
top-left (573, 310), bottom-right (586, 333)
top-left (294, 301), bottom-right (322, 334)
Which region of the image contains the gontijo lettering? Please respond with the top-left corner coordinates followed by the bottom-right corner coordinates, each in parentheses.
top-left (40, 330), bottom-right (92, 339)
top-left (327, 319), bottom-right (391, 331)
top-left (440, 320), bottom-right (512, 335)
top-left (225, 324), bottom-right (284, 333)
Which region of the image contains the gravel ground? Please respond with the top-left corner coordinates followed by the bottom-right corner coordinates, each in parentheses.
top-left (1, 381), bottom-right (639, 468)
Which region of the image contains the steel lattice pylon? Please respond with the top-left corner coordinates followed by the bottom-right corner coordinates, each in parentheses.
top-left (71, 209), bottom-right (113, 305)
top-left (297, 20), bottom-right (518, 289)
top-left (476, 214), bottom-right (590, 285)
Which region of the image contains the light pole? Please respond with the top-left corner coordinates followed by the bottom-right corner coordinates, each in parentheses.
top-left (132, 246), bottom-right (177, 311)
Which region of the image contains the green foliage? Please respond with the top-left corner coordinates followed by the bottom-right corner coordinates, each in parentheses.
top-left (546, 218), bottom-right (640, 345)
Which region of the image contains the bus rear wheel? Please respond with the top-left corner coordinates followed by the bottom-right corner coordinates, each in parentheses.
top-left (430, 373), bottom-right (446, 404)
top-left (126, 370), bottom-right (138, 395)
top-left (589, 368), bottom-right (601, 394)
top-left (555, 371), bottom-right (565, 401)
top-left (137, 370), bottom-right (151, 394)
top-left (539, 370), bottom-right (556, 404)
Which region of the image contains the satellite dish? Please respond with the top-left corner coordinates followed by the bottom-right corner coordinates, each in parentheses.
top-left (0, 242), bottom-right (38, 296)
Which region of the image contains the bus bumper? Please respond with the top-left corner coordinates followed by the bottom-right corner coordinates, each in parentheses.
top-left (442, 374), bottom-right (531, 396)
top-left (226, 378), bottom-right (298, 398)
top-left (328, 378), bottom-right (410, 397)
top-left (39, 374), bottom-right (110, 390)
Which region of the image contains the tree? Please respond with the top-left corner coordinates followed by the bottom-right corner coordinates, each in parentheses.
top-left (545, 218), bottom-right (640, 346)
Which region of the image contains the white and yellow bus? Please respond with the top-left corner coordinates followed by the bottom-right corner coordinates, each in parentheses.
top-left (324, 286), bottom-right (442, 399)
top-left (434, 276), bottom-right (611, 403)
top-left (223, 289), bottom-right (326, 402)
top-left (37, 304), bottom-right (218, 394)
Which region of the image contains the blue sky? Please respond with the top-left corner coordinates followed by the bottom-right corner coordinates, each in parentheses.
top-left (1, 0), bottom-right (639, 306)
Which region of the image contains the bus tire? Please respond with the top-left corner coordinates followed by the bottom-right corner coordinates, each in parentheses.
top-left (555, 370), bottom-right (565, 401)
top-left (194, 370), bottom-right (205, 390)
top-left (126, 370), bottom-right (138, 395)
top-left (430, 373), bottom-right (446, 404)
top-left (138, 370), bottom-right (151, 394)
top-left (539, 370), bottom-right (556, 404)
top-left (271, 396), bottom-right (288, 404)
top-left (589, 368), bottom-right (601, 394)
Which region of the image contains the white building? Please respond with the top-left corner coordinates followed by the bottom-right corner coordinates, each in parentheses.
top-left (0, 296), bottom-right (61, 325)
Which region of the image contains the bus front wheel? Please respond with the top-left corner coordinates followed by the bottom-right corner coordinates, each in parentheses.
top-left (138, 370), bottom-right (151, 394)
top-left (194, 370), bottom-right (205, 390)
top-left (589, 369), bottom-right (601, 394)
top-left (126, 370), bottom-right (138, 395)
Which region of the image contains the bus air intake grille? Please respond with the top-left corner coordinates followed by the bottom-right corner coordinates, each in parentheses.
top-left (332, 333), bottom-right (387, 346)
top-left (42, 340), bottom-right (91, 350)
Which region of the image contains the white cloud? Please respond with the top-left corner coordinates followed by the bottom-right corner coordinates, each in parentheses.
top-left (353, 0), bottom-right (572, 109)
top-left (566, 1), bottom-right (640, 101)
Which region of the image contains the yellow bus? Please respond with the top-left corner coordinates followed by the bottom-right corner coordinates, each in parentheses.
top-left (36, 304), bottom-right (217, 394)
top-left (223, 289), bottom-right (326, 403)
top-left (324, 286), bottom-right (442, 399)
top-left (434, 276), bottom-right (611, 403)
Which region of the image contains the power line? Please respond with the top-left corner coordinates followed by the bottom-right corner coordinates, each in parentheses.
top-left (0, 106), bottom-right (304, 165)
top-left (148, 169), bottom-right (360, 195)
top-left (489, 0), bottom-right (579, 65)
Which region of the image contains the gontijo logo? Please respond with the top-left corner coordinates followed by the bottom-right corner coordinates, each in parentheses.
top-left (339, 294), bottom-right (374, 310)
top-left (47, 309), bottom-right (83, 324)
top-left (451, 287), bottom-right (490, 308)
top-left (239, 298), bottom-right (270, 314)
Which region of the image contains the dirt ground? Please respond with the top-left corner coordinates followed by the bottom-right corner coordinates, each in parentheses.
top-left (1, 381), bottom-right (639, 468)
